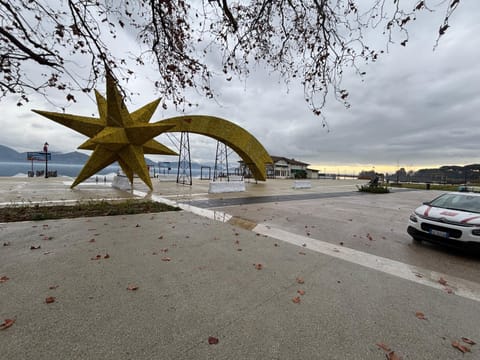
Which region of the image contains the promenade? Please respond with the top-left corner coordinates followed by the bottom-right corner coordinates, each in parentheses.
top-left (1, 176), bottom-right (479, 359)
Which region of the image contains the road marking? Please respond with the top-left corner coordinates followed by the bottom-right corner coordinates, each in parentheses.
top-left (134, 190), bottom-right (480, 303)
top-left (253, 224), bottom-right (480, 303)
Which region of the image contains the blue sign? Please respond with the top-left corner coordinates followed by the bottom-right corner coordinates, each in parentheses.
top-left (27, 152), bottom-right (51, 161)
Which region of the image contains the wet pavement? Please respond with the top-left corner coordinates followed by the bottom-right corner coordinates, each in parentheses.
top-left (1, 176), bottom-right (479, 359)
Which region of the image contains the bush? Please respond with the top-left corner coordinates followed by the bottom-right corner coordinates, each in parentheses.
top-left (357, 184), bottom-right (390, 193)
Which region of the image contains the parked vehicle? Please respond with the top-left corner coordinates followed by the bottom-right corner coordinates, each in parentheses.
top-left (408, 192), bottom-right (480, 246)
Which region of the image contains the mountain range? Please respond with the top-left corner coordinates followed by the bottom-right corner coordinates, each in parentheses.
top-left (0, 145), bottom-right (91, 164)
top-left (0, 144), bottom-right (207, 169)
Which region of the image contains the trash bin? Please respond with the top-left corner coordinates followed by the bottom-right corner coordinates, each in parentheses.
top-left (426, 183), bottom-right (430, 190)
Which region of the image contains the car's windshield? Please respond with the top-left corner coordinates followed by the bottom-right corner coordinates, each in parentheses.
top-left (429, 193), bottom-right (480, 213)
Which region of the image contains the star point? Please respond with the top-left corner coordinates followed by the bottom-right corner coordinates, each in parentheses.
top-left (33, 72), bottom-right (177, 190)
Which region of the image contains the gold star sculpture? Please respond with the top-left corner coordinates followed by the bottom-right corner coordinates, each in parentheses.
top-left (32, 73), bottom-right (177, 190)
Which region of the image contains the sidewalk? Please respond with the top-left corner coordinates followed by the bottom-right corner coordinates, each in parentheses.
top-left (0, 177), bottom-right (479, 359)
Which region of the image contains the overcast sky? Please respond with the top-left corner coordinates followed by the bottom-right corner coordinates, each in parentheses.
top-left (1, 1), bottom-right (479, 174)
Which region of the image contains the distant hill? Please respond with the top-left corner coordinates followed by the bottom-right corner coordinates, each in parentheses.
top-left (387, 164), bottom-right (480, 184)
top-left (0, 145), bottom-right (91, 164)
top-left (48, 151), bottom-right (90, 164)
top-left (0, 144), bottom-right (209, 169)
top-left (0, 145), bottom-right (24, 162)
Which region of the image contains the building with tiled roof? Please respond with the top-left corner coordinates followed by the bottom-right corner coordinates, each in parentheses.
top-left (239, 156), bottom-right (318, 179)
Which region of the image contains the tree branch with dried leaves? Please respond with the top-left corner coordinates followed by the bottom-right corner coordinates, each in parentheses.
top-left (0, 0), bottom-right (461, 116)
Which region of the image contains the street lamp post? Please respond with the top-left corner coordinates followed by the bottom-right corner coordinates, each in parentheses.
top-left (43, 142), bottom-right (49, 178)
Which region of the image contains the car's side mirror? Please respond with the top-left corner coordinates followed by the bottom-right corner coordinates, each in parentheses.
top-left (422, 201), bottom-right (430, 205)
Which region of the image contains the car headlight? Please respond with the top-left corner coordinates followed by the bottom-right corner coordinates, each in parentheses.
top-left (409, 214), bottom-right (418, 223)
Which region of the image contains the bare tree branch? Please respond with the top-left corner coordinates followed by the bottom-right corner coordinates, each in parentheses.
top-left (0, 0), bottom-right (462, 114)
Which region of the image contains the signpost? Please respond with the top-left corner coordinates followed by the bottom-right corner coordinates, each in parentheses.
top-left (26, 144), bottom-right (51, 177)
top-left (27, 152), bottom-right (51, 161)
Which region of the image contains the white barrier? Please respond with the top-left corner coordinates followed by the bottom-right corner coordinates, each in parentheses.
top-left (292, 180), bottom-right (311, 189)
top-left (111, 175), bottom-right (132, 191)
top-left (208, 181), bottom-right (246, 194)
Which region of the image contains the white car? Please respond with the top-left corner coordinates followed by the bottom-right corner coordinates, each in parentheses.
top-left (408, 192), bottom-right (480, 246)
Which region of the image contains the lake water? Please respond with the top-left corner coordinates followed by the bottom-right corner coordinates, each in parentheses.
top-left (0, 162), bottom-right (118, 177)
top-left (0, 162), bottom-right (205, 179)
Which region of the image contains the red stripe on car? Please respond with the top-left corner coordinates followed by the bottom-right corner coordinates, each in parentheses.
top-left (424, 206), bottom-right (432, 216)
top-left (461, 216), bottom-right (480, 224)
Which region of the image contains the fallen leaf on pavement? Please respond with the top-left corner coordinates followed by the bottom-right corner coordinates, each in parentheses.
top-left (452, 340), bottom-right (471, 353)
top-left (0, 319), bottom-right (15, 330)
top-left (45, 296), bottom-right (56, 304)
top-left (444, 287), bottom-right (454, 294)
top-left (367, 233), bottom-right (373, 241)
top-left (208, 336), bottom-right (219, 344)
top-left (461, 337), bottom-right (476, 345)
top-left (438, 277), bottom-right (448, 286)
top-left (0, 276), bottom-right (9, 283)
top-left (296, 277), bottom-right (304, 284)
top-left (91, 255), bottom-right (102, 260)
top-left (298, 251), bottom-right (306, 255)
top-left (103, 254), bottom-right (110, 259)
top-left (88, 238), bottom-right (95, 243)
top-left (49, 285), bottom-right (59, 290)
top-left (292, 296), bottom-right (301, 303)
top-left (297, 290), bottom-right (305, 295)
top-left (30, 245), bottom-right (41, 250)
top-left (161, 257), bottom-right (171, 262)
top-left (127, 285), bottom-right (139, 291)
top-left (3, 241), bottom-right (10, 246)
top-left (254, 263), bottom-right (263, 270)
top-left (415, 312), bottom-right (427, 320)
top-left (386, 351), bottom-right (402, 360)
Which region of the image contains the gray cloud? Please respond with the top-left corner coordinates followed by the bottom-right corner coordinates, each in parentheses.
top-left (1, 2), bottom-right (479, 173)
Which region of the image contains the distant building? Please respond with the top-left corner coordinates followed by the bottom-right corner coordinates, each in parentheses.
top-left (238, 156), bottom-right (318, 179)
top-left (267, 156), bottom-right (318, 179)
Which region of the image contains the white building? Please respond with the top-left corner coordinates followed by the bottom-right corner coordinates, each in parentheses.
top-left (238, 156), bottom-right (318, 179)
top-left (266, 156), bottom-right (318, 179)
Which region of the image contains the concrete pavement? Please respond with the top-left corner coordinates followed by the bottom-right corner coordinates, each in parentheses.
top-left (0, 176), bottom-right (479, 359)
